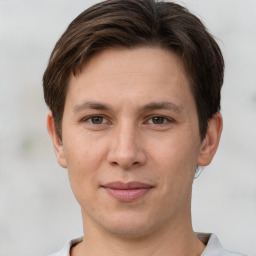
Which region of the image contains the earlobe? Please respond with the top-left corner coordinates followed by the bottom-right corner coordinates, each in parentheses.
top-left (47, 111), bottom-right (67, 168)
top-left (197, 113), bottom-right (223, 166)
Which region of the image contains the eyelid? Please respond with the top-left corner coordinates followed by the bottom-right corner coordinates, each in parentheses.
top-left (83, 115), bottom-right (110, 124)
top-left (145, 115), bottom-right (174, 125)
top-left (81, 114), bottom-right (173, 126)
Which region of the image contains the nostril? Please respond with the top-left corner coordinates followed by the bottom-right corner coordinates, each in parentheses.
top-left (111, 161), bottom-right (119, 166)
top-left (110, 160), bottom-right (140, 169)
top-left (107, 146), bottom-right (147, 169)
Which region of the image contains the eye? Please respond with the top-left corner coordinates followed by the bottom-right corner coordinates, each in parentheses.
top-left (151, 116), bottom-right (165, 124)
top-left (147, 116), bottom-right (172, 125)
top-left (85, 116), bottom-right (107, 124)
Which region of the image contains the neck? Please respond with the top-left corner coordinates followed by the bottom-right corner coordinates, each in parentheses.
top-left (72, 209), bottom-right (205, 256)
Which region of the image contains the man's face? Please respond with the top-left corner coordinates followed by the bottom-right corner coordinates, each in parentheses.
top-left (48, 47), bottom-right (217, 238)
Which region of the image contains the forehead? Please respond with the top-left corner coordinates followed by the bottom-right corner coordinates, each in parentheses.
top-left (65, 47), bottom-right (195, 114)
top-left (77, 47), bottom-right (187, 83)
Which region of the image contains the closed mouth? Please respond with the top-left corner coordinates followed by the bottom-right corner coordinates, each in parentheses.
top-left (101, 181), bottom-right (154, 202)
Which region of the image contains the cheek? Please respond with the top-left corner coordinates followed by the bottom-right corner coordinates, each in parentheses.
top-left (64, 131), bottom-right (107, 168)
top-left (63, 136), bottom-right (107, 198)
top-left (151, 134), bottom-right (198, 168)
top-left (149, 134), bottom-right (199, 189)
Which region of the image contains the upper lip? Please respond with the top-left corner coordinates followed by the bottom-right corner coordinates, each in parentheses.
top-left (102, 181), bottom-right (153, 189)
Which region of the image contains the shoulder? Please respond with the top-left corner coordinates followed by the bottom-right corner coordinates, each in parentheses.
top-left (197, 233), bottom-right (247, 256)
top-left (48, 237), bottom-right (83, 256)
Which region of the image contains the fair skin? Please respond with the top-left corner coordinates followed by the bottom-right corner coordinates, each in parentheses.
top-left (47, 47), bottom-right (222, 256)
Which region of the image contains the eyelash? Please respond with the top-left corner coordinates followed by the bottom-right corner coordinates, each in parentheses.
top-left (83, 115), bottom-right (173, 126)
top-left (146, 115), bottom-right (173, 125)
top-left (83, 115), bottom-right (109, 125)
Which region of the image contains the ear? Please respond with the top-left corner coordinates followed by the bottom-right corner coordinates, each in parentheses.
top-left (47, 111), bottom-right (67, 168)
top-left (197, 112), bottom-right (223, 166)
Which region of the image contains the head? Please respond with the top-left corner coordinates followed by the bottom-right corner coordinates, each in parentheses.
top-left (43, 0), bottom-right (224, 241)
top-left (43, 0), bottom-right (224, 141)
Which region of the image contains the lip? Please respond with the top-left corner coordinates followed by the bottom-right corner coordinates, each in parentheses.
top-left (102, 181), bottom-right (154, 202)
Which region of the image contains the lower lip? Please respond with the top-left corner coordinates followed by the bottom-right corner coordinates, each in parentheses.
top-left (104, 187), bottom-right (152, 202)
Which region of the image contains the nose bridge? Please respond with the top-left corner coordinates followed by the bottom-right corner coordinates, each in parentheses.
top-left (108, 120), bottom-right (145, 169)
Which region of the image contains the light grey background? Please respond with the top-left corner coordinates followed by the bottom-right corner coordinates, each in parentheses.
top-left (1, 0), bottom-right (255, 255)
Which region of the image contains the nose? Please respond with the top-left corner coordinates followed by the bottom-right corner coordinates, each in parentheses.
top-left (107, 122), bottom-right (146, 170)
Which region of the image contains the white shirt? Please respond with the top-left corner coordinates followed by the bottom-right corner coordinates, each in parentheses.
top-left (49, 233), bottom-right (246, 256)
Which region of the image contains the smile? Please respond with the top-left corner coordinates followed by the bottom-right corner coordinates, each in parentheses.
top-left (102, 181), bottom-right (154, 202)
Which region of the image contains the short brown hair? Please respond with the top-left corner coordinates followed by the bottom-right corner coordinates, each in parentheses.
top-left (43, 0), bottom-right (224, 140)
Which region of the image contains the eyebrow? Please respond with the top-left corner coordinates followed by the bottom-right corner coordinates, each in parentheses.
top-left (72, 101), bottom-right (183, 113)
top-left (142, 101), bottom-right (183, 113)
top-left (73, 102), bottom-right (111, 112)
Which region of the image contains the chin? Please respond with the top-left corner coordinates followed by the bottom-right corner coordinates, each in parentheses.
top-left (99, 212), bottom-right (158, 239)
top-left (107, 224), bottom-right (153, 239)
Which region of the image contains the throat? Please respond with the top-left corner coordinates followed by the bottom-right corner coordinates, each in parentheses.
top-left (71, 231), bottom-right (206, 256)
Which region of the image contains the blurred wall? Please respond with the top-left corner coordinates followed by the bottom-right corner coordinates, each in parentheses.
top-left (1, 0), bottom-right (255, 255)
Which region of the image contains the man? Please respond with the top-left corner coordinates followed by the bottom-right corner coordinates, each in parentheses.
top-left (43, 0), bottom-right (246, 255)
